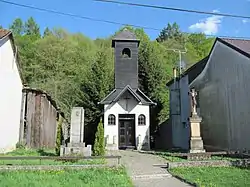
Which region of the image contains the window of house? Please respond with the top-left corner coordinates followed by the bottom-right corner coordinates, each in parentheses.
top-left (121, 48), bottom-right (131, 58)
top-left (138, 114), bottom-right (146, 126)
top-left (108, 114), bottom-right (116, 125)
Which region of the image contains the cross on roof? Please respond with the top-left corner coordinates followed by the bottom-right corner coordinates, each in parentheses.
top-left (124, 95), bottom-right (130, 112)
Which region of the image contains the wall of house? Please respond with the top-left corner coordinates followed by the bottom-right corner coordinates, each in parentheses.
top-left (104, 94), bottom-right (150, 150)
top-left (169, 76), bottom-right (190, 150)
top-left (154, 119), bottom-right (173, 150)
top-left (179, 76), bottom-right (191, 149)
top-left (0, 37), bottom-right (23, 153)
top-left (190, 41), bottom-right (250, 151)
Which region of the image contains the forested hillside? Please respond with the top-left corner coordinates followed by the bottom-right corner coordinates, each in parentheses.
top-left (5, 17), bottom-right (214, 144)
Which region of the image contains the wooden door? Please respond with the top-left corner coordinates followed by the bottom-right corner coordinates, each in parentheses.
top-left (119, 120), bottom-right (135, 148)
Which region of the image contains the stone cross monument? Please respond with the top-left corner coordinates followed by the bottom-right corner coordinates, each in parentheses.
top-left (60, 107), bottom-right (92, 156)
top-left (68, 107), bottom-right (84, 146)
top-left (188, 88), bottom-right (205, 153)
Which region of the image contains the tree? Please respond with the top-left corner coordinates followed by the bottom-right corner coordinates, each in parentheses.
top-left (156, 22), bottom-right (184, 42)
top-left (93, 119), bottom-right (105, 156)
top-left (24, 17), bottom-right (40, 37)
top-left (0, 25), bottom-right (3, 29)
top-left (187, 33), bottom-right (215, 61)
top-left (79, 46), bottom-right (113, 144)
top-left (12, 18), bottom-right (215, 148)
top-left (9, 18), bottom-right (24, 36)
top-left (139, 41), bottom-right (173, 128)
top-left (43, 27), bottom-right (52, 37)
top-left (55, 115), bottom-right (64, 156)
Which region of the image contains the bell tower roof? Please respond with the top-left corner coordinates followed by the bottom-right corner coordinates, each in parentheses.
top-left (99, 28), bottom-right (155, 106)
top-left (112, 28), bottom-right (140, 47)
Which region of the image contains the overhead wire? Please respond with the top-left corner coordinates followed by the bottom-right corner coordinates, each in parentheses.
top-left (95, 0), bottom-right (250, 20)
top-left (0, 0), bottom-right (160, 31)
top-left (0, 0), bottom-right (250, 39)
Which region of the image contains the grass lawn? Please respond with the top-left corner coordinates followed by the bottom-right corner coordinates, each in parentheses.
top-left (170, 166), bottom-right (250, 187)
top-left (0, 148), bottom-right (105, 165)
top-left (0, 167), bottom-right (133, 187)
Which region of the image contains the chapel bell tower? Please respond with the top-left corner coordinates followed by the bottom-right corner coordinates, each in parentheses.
top-left (99, 29), bottom-right (155, 151)
top-left (112, 29), bottom-right (140, 89)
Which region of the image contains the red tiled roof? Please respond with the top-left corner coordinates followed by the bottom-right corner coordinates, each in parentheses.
top-left (221, 38), bottom-right (250, 55)
top-left (0, 29), bottom-right (11, 39)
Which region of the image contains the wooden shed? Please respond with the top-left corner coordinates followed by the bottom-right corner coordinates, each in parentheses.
top-left (19, 87), bottom-right (69, 149)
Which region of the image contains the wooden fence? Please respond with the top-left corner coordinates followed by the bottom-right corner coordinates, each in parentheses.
top-left (18, 87), bottom-right (69, 149)
top-left (0, 155), bottom-right (121, 162)
top-left (0, 155), bottom-right (121, 167)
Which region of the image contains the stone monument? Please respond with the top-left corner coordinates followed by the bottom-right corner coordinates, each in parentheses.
top-left (188, 89), bottom-right (205, 153)
top-left (60, 107), bottom-right (92, 156)
top-left (105, 135), bottom-right (117, 150)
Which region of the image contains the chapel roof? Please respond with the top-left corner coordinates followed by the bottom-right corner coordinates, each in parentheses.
top-left (112, 28), bottom-right (140, 47)
top-left (113, 28), bottom-right (139, 41)
top-left (99, 85), bottom-right (156, 105)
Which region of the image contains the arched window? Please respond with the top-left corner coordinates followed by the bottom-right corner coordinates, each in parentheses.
top-left (138, 114), bottom-right (146, 126)
top-left (108, 114), bottom-right (116, 125)
top-left (121, 48), bottom-right (131, 58)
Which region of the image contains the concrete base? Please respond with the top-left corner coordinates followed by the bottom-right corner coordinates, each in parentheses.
top-left (106, 144), bottom-right (118, 151)
top-left (67, 142), bottom-right (85, 147)
top-left (189, 137), bottom-right (206, 153)
top-left (60, 143), bottom-right (92, 156)
top-left (189, 149), bottom-right (206, 153)
top-left (141, 143), bottom-right (150, 151)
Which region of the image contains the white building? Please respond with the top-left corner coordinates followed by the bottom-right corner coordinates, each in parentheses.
top-left (0, 29), bottom-right (23, 153)
top-left (99, 29), bottom-right (156, 150)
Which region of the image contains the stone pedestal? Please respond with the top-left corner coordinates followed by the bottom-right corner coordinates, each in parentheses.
top-left (137, 134), bottom-right (142, 150)
top-left (60, 107), bottom-right (92, 156)
top-left (70, 107), bottom-right (84, 143)
top-left (106, 135), bottom-right (118, 150)
top-left (189, 114), bottom-right (205, 153)
top-left (113, 135), bottom-right (117, 145)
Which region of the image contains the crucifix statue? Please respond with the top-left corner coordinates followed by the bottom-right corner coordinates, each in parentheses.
top-left (189, 88), bottom-right (198, 116)
top-left (124, 95), bottom-right (130, 112)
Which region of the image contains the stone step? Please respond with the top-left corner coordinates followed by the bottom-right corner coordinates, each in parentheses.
top-left (132, 173), bottom-right (172, 180)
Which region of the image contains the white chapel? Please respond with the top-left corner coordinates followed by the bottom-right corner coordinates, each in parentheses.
top-left (99, 29), bottom-right (156, 150)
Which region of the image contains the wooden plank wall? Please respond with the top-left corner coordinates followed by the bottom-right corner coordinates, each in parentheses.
top-left (20, 88), bottom-right (68, 149)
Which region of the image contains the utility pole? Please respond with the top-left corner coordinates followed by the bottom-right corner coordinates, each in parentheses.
top-left (166, 48), bottom-right (187, 75)
top-left (166, 47), bottom-right (187, 128)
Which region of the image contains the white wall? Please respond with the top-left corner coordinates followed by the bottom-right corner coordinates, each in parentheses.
top-left (0, 36), bottom-right (23, 153)
top-left (104, 96), bottom-right (150, 150)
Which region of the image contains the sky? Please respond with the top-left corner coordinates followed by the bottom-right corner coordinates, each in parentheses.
top-left (0, 0), bottom-right (250, 39)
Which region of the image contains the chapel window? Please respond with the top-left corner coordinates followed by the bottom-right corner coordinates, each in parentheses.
top-left (138, 114), bottom-right (146, 126)
top-left (122, 48), bottom-right (131, 58)
top-left (108, 114), bottom-right (116, 125)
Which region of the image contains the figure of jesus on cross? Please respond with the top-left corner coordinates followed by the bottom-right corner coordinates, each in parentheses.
top-left (124, 95), bottom-right (130, 112)
top-left (189, 88), bottom-right (198, 116)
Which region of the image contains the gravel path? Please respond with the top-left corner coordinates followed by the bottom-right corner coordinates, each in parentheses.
top-left (117, 150), bottom-right (192, 187)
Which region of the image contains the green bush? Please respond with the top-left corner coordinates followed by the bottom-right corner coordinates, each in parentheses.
top-left (93, 119), bottom-right (105, 156)
top-left (55, 115), bottom-right (64, 156)
top-left (16, 142), bottom-right (26, 149)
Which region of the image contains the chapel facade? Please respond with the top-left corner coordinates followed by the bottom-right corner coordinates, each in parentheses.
top-left (99, 29), bottom-right (155, 150)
